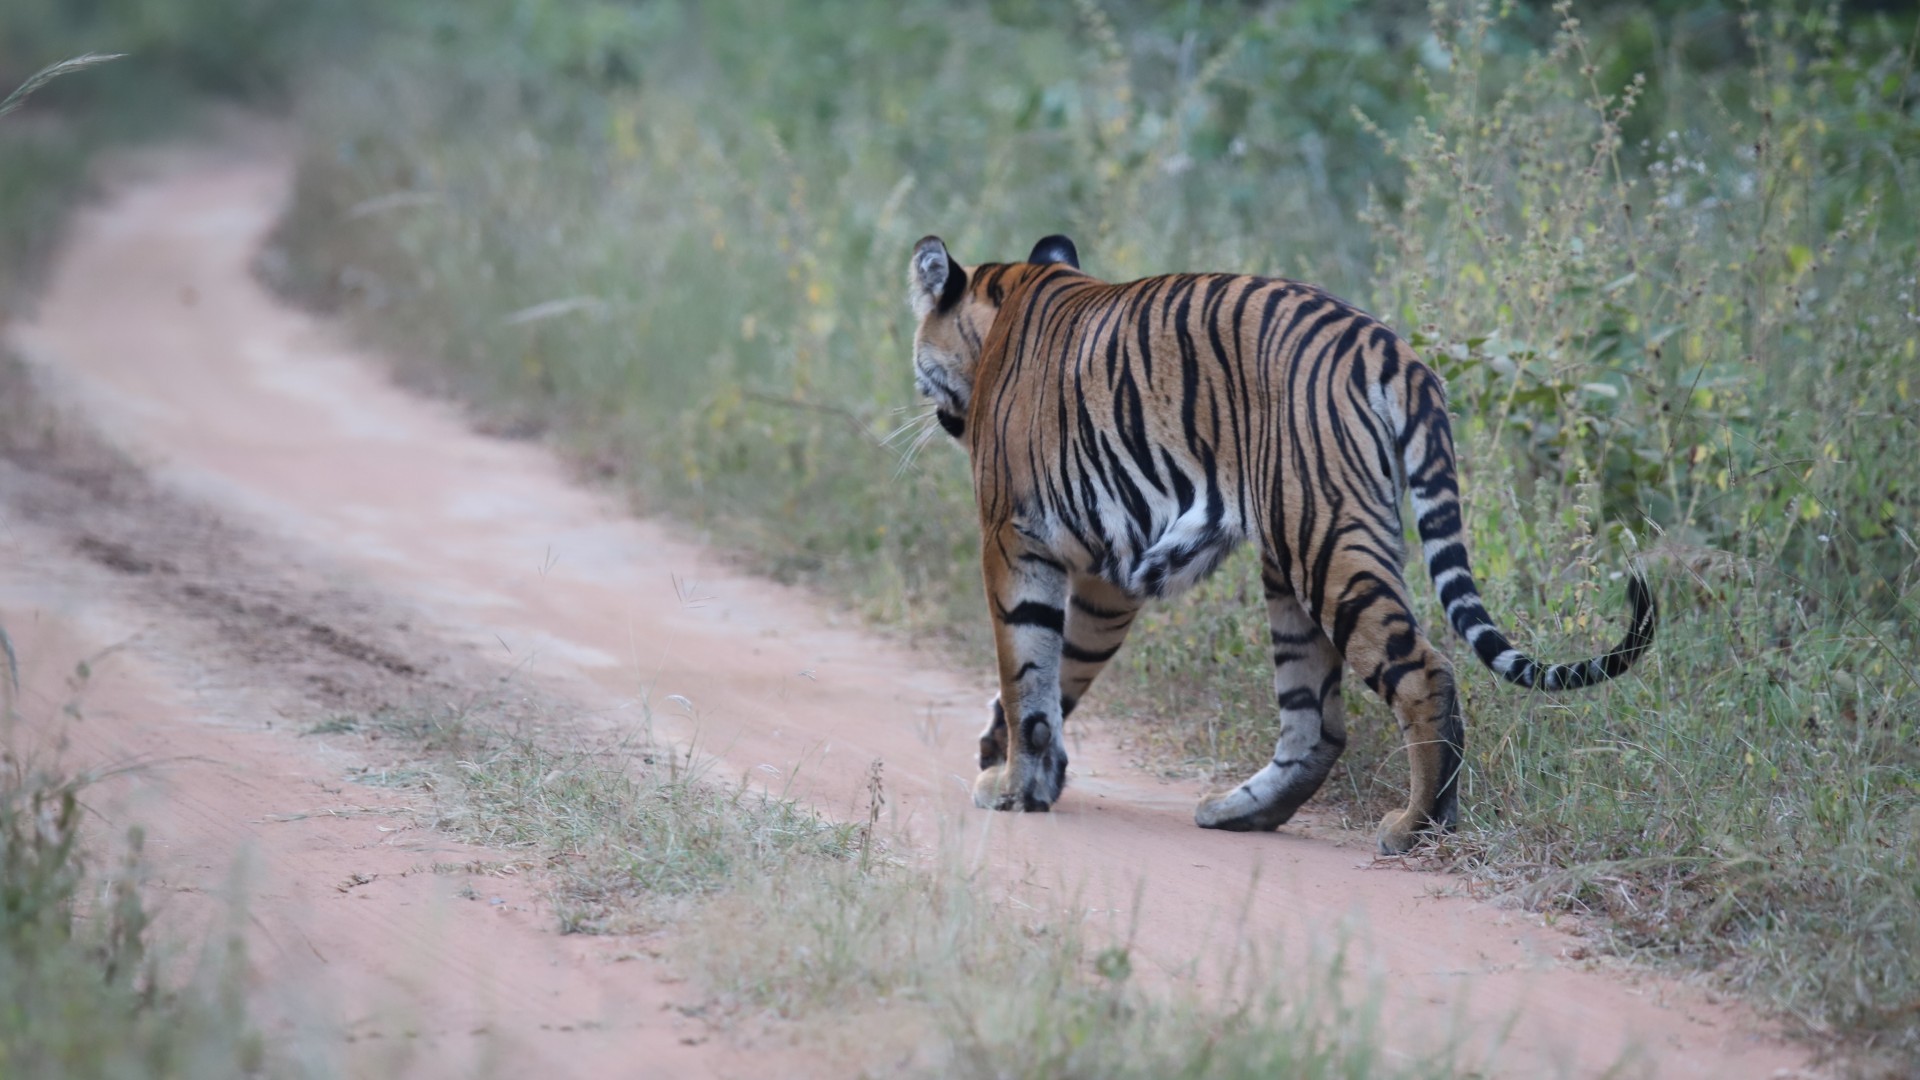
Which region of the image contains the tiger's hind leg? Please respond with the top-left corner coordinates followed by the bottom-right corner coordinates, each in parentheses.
top-left (1195, 565), bottom-right (1348, 831)
top-left (1329, 571), bottom-right (1465, 854)
top-left (1058, 573), bottom-right (1142, 718)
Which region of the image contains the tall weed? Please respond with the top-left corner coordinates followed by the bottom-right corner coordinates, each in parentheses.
top-left (0, 755), bottom-right (266, 1078)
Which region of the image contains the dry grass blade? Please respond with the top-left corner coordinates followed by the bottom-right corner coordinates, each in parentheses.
top-left (0, 53), bottom-right (124, 121)
top-left (0, 623), bottom-right (18, 702)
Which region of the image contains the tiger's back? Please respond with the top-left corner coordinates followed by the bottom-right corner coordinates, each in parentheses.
top-left (968, 263), bottom-right (1415, 603)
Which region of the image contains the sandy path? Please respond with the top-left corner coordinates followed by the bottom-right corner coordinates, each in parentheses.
top-left (0, 553), bottom-right (770, 1078)
top-left (7, 139), bottom-right (1812, 1078)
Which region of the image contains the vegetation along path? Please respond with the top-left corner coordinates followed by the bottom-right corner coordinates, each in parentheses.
top-left (5, 137), bottom-right (1816, 1077)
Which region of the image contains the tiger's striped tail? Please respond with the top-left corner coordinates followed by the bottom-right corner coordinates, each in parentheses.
top-left (1396, 366), bottom-right (1658, 691)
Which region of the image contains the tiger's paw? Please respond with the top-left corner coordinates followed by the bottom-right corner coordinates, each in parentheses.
top-left (971, 764), bottom-right (1020, 810)
top-left (1193, 786), bottom-right (1291, 832)
top-left (1375, 809), bottom-right (1448, 855)
top-left (970, 745), bottom-right (1067, 813)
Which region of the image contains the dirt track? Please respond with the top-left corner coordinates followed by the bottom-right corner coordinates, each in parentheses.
top-left (1, 137), bottom-right (1815, 1077)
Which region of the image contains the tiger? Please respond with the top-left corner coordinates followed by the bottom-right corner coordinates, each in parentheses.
top-left (905, 232), bottom-right (1658, 854)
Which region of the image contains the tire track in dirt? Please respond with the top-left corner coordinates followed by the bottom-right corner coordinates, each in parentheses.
top-left (1, 144), bottom-right (825, 1077)
top-left (6, 134), bottom-right (1814, 1078)
top-left (0, 454), bottom-right (800, 1077)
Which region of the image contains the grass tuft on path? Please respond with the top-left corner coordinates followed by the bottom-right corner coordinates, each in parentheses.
top-left (323, 690), bottom-right (1496, 1079)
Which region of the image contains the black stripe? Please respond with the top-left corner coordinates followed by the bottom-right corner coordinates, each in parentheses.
top-left (1378, 658), bottom-right (1424, 703)
top-left (1437, 572), bottom-right (1476, 608)
top-left (1450, 600), bottom-right (1491, 630)
top-left (936, 262), bottom-right (969, 313)
top-left (1318, 669), bottom-right (1344, 706)
top-left (1416, 501), bottom-right (1461, 538)
top-left (1071, 594), bottom-right (1133, 620)
top-left (1330, 574), bottom-right (1394, 654)
top-left (1061, 640), bottom-right (1120, 665)
top-left (1426, 542), bottom-right (1469, 577)
top-left (1471, 626), bottom-right (1511, 665)
top-left (1019, 551), bottom-right (1068, 571)
top-left (1276, 687), bottom-right (1320, 712)
top-left (996, 601), bottom-right (1065, 633)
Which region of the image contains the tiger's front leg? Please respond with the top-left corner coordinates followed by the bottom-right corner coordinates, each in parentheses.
top-left (973, 525), bottom-right (1071, 812)
top-left (978, 573), bottom-right (1142, 771)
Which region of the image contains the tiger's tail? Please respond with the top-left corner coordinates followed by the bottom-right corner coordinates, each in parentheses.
top-left (1394, 363), bottom-right (1657, 691)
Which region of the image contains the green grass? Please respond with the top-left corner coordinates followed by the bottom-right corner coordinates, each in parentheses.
top-left (353, 701), bottom-right (863, 934)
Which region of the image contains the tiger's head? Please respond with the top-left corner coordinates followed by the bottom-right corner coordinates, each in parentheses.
top-left (907, 233), bottom-right (1080, 440)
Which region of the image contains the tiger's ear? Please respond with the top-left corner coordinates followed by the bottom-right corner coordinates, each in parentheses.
top-left (909, 235), bottom-right (967, 318)
top-left (1027, 233), bottom-right (1079, 269)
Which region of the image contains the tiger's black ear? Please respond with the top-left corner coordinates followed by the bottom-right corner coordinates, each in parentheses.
top-left (1027, 234), bottom-right (1080, 269)
top-left (909, 235), bottom-right (968, 317)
